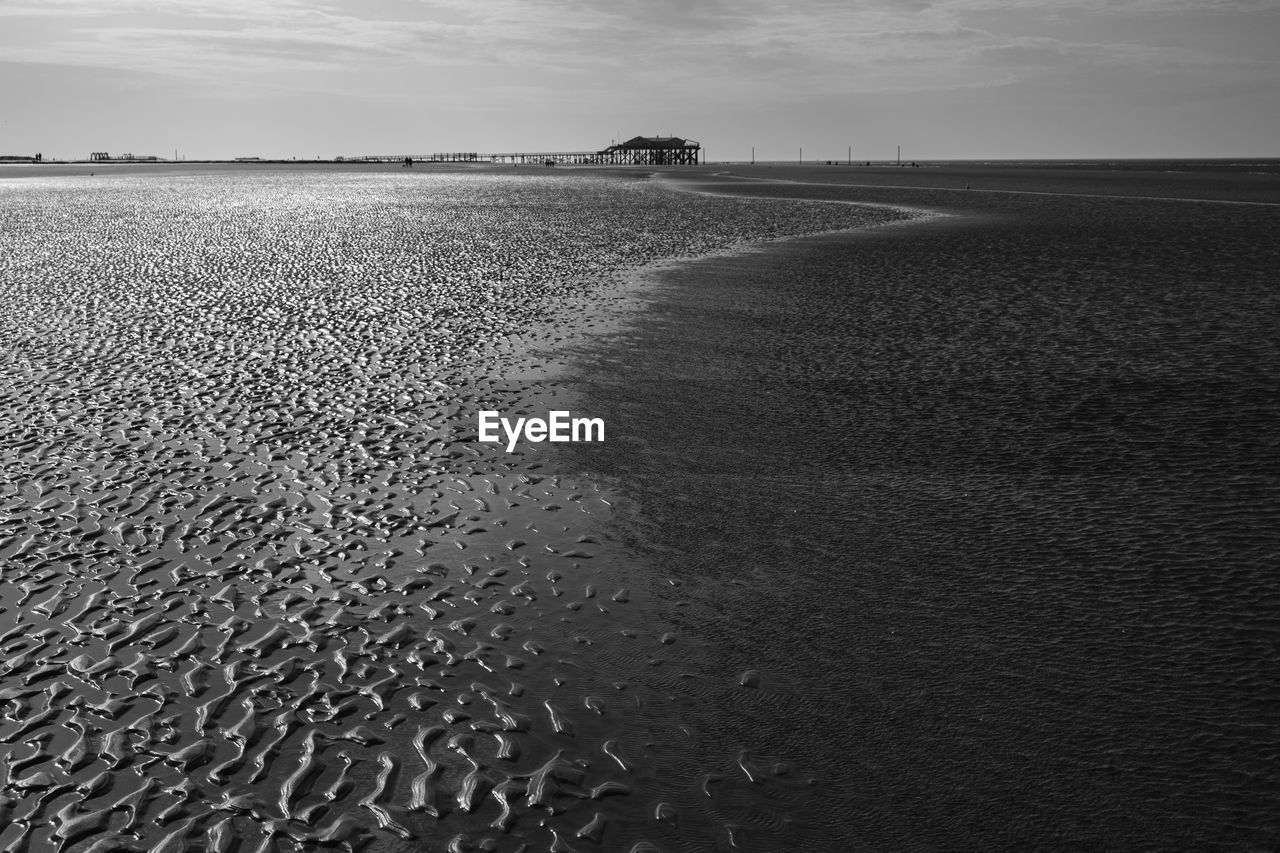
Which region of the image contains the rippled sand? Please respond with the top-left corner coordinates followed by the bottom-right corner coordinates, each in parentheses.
top-left (10, 160), bottom-right (1275, 852)
top-left (0, 167), bottom-right (908, 852)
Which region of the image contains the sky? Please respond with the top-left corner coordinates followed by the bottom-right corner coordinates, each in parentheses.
top-left (1, 0), bottom-right (1277, 161)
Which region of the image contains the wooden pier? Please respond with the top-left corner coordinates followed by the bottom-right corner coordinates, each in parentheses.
top-left (597, 136), bottom-right (701, 165)
top-left (340, 153), bottom-right (481, 163)
top-left (341, 136), bottom-right (702, 167)
top-left (487, 151), bottom-right (598, 165)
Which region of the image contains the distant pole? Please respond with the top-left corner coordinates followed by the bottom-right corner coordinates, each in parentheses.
top-left (897, 145), bottom-right (901, 166)
top-left (751, 146), bottom-right (755, 165)
top-left (847, 145), bottom-right (851, 166)
top-left (799, 147), bottom-right (802, 165)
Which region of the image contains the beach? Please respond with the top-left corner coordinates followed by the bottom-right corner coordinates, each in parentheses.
top-left (1, 161), bottom-right (1278, 852)
top-left (0, 165), bottom-right (905, 853)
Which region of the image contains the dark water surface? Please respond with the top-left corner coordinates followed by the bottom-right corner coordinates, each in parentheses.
top-left (562, 165), bottom-right (1280, 851)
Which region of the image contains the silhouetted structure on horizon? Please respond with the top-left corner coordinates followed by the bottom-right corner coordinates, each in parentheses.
top-left (599, 136), bottom-right (701, 165)
top-left (90, 152), bottom-right (159, 162)
top-left (344, 135), bottom-right (702, 166)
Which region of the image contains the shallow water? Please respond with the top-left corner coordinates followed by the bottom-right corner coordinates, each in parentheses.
top-left (0, 167), bottom-right (905, 853)
top-left (566, 167), bottom-right (1280, 851)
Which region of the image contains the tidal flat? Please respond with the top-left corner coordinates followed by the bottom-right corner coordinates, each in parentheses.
top-left (567, 162), bottom-right (1280, 851)
top-left (3, 160), bottom-right (1278, 852)
top-left (0, 166), bottom-right (908, 853)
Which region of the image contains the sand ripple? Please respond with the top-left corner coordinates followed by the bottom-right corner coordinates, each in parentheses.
top-left (0, 168), bottom-right (903, 852)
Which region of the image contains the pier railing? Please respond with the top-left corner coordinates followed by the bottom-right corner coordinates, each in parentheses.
top-left (340, 148), bottom-right (701, 166)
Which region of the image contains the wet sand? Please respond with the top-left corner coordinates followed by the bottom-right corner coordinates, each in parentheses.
top-left (0, 166), bottom-right (909, 853)
top-left (2, 161), bottom-right (1277, 851)
top-left (561, 165), bottom-right (1280, 850)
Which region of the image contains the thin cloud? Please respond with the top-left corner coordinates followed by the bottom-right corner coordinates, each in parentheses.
top-left (1, 5), bottom-right (479, 82)
top-left (968, 33), bottom-right (1280, 72)
top-left (0, 0), bottom-right (321, 19)
top-left (0, 0), bottom-right (1275, 100)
